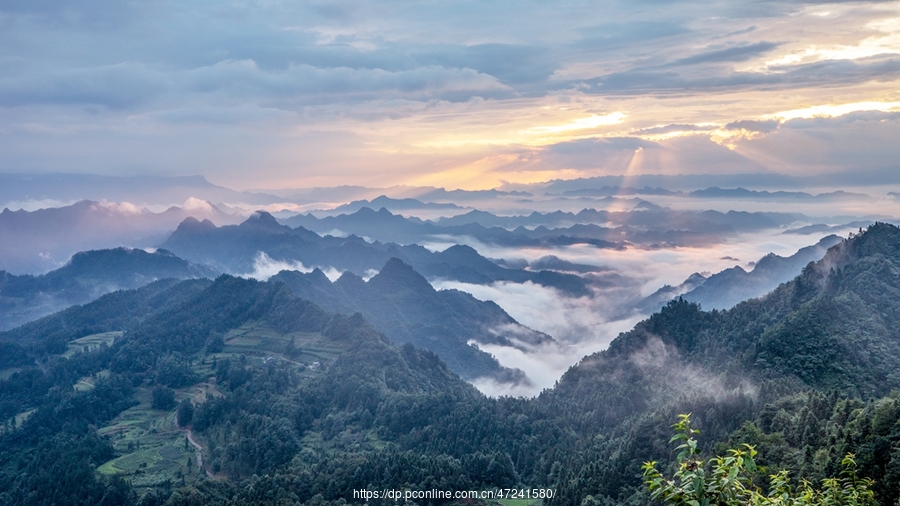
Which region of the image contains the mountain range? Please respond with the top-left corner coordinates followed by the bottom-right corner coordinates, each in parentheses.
top-left (0, 248), bottom-right (217, 331)
top-left (0, 173), bottom-right (279, 208)
top-left (639, 234), bottom-right (845, 313)
top-left (557, 186), bottom-right (870, 202)
top-left (284, 204), bottom-right (804, 250)
top-left (2, 223), bottom-right (900, 505)
top-left (161, 211), bottom-right (593, 297)
top-left (327, 196), bottom-right (466, 214)
top-left (0, 199), bottom-right (240, 274)
top-left (271, 258), bottom-right (553, 383)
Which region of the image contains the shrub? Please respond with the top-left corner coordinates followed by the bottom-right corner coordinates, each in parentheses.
top-left (642, 414), bottom-right (876, 506)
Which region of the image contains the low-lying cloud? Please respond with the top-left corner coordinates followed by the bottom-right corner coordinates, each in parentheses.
top-left (433, 278), bottom-right (643, 396)
top-left (426, 225), bottom-right (853, 396)
top-left (577, 335), bottom-right (757, 403)
top-left (241, 251), bottom-right (342, 282)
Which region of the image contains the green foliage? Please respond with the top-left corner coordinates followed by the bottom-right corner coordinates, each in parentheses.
top-left (7, 224), bottom-right (900, 505)
top-left (176, 399), bottom-right (194, 427)
top-left (154, 354), bottom-right (199, 388)
top-left (0, 375), bottom-right (137, 505)
top-left (270, 258), bottom-right (539, 382)
top-left (643, 415), bottom-right (876, 506)
top-left (151, 385), bottom-right (176, 410)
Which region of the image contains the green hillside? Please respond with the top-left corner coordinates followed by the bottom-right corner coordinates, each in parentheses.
top-left (271, 257), bottom-right (552, 383)
top-left (0, 247), bottom-right (217, 331)
top-left (1, 224), bottom-right (900, 506)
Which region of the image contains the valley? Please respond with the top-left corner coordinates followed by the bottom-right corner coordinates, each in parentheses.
top-left (2, 221), bottom-right (900, 505)
top-left (6, 1), bottom-right (900, 503)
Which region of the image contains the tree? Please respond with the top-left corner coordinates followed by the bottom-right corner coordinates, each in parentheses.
top-left (177, 399), bottom-right (194, 427)
top-left (151, 385), bottom-right (176, 410)
top-left (284, 336), bottom-right (301, 358)
top-left (642, 414), bottom-right (876, 506)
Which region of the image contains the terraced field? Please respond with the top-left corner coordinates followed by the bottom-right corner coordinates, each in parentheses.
top-left (97, 387), bottom-right (197, 494)
top-left (72, 369), bottom-right (110, 392)
top-left (91, 324), bottom-right (346, 493)
top-left (221, 323), bottom-right (345, 364)
top-left (63, 331), bottom-right (123, 358)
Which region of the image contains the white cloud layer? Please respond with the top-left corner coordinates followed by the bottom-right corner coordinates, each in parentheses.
top-left (426, 224), bottom-right (856, 397)
top-left (432, 278), bottom-right (642, 396)
top-left (241, 251), bottom-right (342, 282)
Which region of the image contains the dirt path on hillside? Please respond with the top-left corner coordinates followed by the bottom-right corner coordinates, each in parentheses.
top-left (183, 428), bottom-right (214, 478)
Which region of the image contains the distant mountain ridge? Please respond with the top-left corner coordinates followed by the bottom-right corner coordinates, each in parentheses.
top-left (162, 211), bottom-right (594, 297)
top-left (327, 196), bottom-right (466, 214)
top-left (687, 187), bottom-right (869, 201)
top-left (0, 173), bottom-right (281, 208)
top-left (271, 257), bottom-right (554, 383)
top-left (639, 234), bottom-right (843, 313)
top-left (284, 205), bottom-right (802, 251)
top-left (0, 174), bottom-right (539, 214)
top-left (520, 171), bottom-right (899, 193)
top-left (4, 224), bottom-right (900, 505)
top-left (0, 199), bottom-right (241, 274)
top-left (555, 185), bottom-right (870, 202)
top-left (0, 247), bottom-right (217, 331)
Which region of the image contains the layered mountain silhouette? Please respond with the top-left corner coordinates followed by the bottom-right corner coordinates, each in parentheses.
top-left (271, 258), bottom-right (554, 383)
top-left (329, 196), bottom-right (465, 214)
top-left (161, 211), bottom-right (593, 297)
top-left (285, 205), bottom-right (803, 250)
top-left (0, 248), bottom-right (217, 331)
top-left (639, 234), bottom-right (843, 313)
top-left (0, 173), bottom-right (281, 209)
top-left (4, 223), bottom-right (900, 505)
top-left (0, 199), bottom-right (239, 274)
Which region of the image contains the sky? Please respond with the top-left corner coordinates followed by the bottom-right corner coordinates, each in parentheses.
top-left (2, 0), bottom-right (900, 190)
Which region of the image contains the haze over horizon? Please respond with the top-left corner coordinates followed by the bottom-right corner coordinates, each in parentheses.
top-left (4, 0), bottom-right (900, 396)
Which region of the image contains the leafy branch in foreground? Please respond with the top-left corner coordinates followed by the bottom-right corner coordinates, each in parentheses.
top-left (642, 414), bottom-right (877, 506)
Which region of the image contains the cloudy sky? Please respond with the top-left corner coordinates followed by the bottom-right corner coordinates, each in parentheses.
top-left (2, 0), bottom-right (900, 190)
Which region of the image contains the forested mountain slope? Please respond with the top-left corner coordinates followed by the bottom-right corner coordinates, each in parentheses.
top-left (0, 275), bottom-right (484, 505)
top-left (681, 233), bottom-right (842, 310)
top-left (573, 223), bottom-right (900, 399)
top-left (0, 248), bottom-right (217, 331)
top-left (1, 224), bottom-right (900, 506)
top-left (271, 258), bottom-right (553, 383)
top-left (0, 278), bottom-right (212, 369)
top-left (639, 234), bottom-right (843, 313)
top-left (541, 223), bottom-right (900, 504)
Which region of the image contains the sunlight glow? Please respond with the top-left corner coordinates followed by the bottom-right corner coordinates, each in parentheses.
top-left (524, 112), bottom-right (626, 135)
top-left (765, 17), bottom-right (900, 66)
top-left (766, 100), bottom-right (900, 121)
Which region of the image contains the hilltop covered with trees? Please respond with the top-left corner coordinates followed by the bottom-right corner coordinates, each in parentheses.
top-left (1, 224), bottom-right (900, 505)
